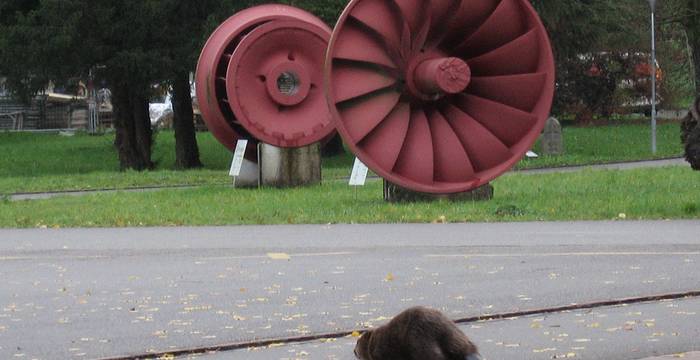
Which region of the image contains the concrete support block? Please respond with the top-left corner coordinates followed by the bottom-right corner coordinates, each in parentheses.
top-left (233, 158), bottom-right (260, 188)
top-left (383, 181), bottom-right (494, 203)
top-left (259, 143), bottom-right (321, 187)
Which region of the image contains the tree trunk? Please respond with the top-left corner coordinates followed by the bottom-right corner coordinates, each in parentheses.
top-left (171, 71), bottom-right (202, 169)
top-left (687, 0), bottom-right (700, 94)
top-left (112, 84), bottom-right (154, 171)
top-left (691, 37), bottom-right (700, 94)
top-left (686, 23), bottom-right (700, 95)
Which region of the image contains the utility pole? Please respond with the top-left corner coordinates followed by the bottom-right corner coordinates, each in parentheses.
top-left (649, 0), bottom-right (658, 154)
top-left (87, 68), bottom-right (98, 134)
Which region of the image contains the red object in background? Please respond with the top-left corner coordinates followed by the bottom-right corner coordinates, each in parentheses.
top-left (635, 63), bottom-right (663, 81)
top-left (325, 0), bottom-right (556, 194)
top-left (195, 5), bottom-right (334, 154)
top-left (635, 62), bottom-right (652, 76)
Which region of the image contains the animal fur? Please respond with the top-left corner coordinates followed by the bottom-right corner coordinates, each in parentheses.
top-left (685, 125), bottom-right (700, 170)
top-left (354, 306), bottom-right (480, 360)
top-left (682, 97), bottom-right (700, 170)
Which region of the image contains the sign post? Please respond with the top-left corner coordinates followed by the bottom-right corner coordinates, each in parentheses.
top-left (349, 157), bottom-right (369, 199)
top-left (229, 140), bottom-right (249, 187)
top-left (87, 68), bottom-right (98, 134)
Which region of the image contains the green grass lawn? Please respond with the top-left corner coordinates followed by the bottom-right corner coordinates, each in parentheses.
top-left (0, 131), bottom-right (229, 193)
top-left (0, 122), bottom-right (685, 194)
top-left (518, 123), bottom-right (683, 169)
top-left (1, 167), bottom-right (697, 228)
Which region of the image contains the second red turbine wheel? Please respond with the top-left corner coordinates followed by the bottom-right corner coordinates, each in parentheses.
top-left (196, 5), bottom-right (335, 151)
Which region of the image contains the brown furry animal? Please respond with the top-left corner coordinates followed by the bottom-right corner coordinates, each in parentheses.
top-left (686, 126), bottom-right (700, 170)
top-left (354, 307), bottom-right (480, 360)
top-left (682, 97), bottom-right (700, 170)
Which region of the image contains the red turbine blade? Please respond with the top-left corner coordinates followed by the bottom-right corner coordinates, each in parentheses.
top-left (333, 22), bottom-right (397, 69)
top-left (393, 0), bottom-right (424, 34)
top-left (359, 102), bottom-right (411, 171)
top-left (443, 0), bottom-right (500, 47)
top-left (467, 29), bottom-right (540, 76)
top-left (456, 94), bottom-right (537, 147)
top-left (468, 72), bottom-right (547, 112)
top-left (339, 90), bottom-right (401, 143)
top-left (380, 0), bottom-right (420, 58)
top-left (442, 104), bottom-right (512, 171)
top-left (393, 109), bottom-right (434, 184)
top-left (425, 0), bottom-right (462, 46)
top-left (332, 64), bottom-right (397, 103)
top-left (429, 109), bottom-right (475, 182)
top-left (456, 0), bottom-right (527, 58)
top-left (350, 0), bottom-right (403, 51)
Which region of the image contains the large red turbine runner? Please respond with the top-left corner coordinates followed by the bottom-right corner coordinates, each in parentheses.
top-left (325, 0), bottom-right (556, 194)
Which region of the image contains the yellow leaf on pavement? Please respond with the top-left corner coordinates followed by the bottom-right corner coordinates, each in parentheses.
top-left (267, 253), bottom-right (291, 260)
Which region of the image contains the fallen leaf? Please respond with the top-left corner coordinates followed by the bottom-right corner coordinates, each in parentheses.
top-left (267, 253), bottom-right (291, 260)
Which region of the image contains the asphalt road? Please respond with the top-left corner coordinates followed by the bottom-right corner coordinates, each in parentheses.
top-left (199, 298), bottom-right (700, 360)
top-left (0, 221), bottom-right (698, 359)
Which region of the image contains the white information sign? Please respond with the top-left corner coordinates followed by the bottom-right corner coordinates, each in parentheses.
top-left (349, 157), bottom-right (369, 186)
top-left (229, 140), bottom-right (249, 177)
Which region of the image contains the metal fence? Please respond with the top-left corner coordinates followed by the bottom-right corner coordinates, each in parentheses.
top-left (0, 95), bottom-right (87, 130)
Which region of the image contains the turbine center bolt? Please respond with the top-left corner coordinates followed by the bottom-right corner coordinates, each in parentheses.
top-left (277, 72), bottom-right (300, 96)
top-left (414, 57), bottom-right (471, 96)
top-left (266, 61), bottom-right (311, 107)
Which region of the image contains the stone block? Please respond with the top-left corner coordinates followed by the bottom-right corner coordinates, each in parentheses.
top-left (258, 143), bottom-right (321, 187)
top-left (540, 116), bottom-right (564, 156)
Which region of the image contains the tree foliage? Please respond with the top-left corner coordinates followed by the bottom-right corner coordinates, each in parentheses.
top-left (0, 0), bottom-right (231, 170)
top-left (0, 0), bottom-right (83, 102)
top-left (679, 0), bottom-right (700, 94)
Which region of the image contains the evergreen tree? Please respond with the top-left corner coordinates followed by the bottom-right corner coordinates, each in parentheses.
top-left (0, 0), bottom-right (208, 170)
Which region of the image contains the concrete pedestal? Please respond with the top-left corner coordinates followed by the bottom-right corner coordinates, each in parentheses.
top-left (258, 143), bottom-right (321, 188)
top-left (383, 181), bottom-right (494, 203)
top-left (232, 158), bottom-right (260, 188)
